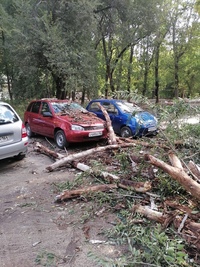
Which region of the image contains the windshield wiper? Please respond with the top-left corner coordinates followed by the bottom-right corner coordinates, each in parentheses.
top-left (0, 119), bottom-right (12, 124)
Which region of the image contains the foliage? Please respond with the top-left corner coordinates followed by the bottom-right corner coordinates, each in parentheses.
top-left (52, 174), bottom-right (84, 192)
top-left (0, 0), bottom-right (200, 101)
top-left (89, 221), bottom-right (191, 267)
top-left (35, 250), bottom-right (59, 266)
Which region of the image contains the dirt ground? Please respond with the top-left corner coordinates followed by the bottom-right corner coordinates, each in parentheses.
top-left (0, 137), bottom-right (119, 267)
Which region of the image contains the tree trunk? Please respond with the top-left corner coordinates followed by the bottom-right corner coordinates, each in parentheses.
top-left (174, 56), bottom-right (179, 98)
top-left (172, 22), bottom-right (179, 99)
top-left (154, 44), bottom-right (160, 103)
top-left (46, 144), bottom-right (125, 171)
top-left (52, 74), bottom-right (66, 99)
top-left (97, 103), bottom-right (117, 145)
top-left (34, 142), bottom-right (65, 160)
top-left (127, 45), bottom-right (133, 94)
top-left (2, 30), bottom-right (13, 100)
top-left (146, 153), bottom-right (200, 200)
top-left (81, 86), bottom-right (86, 105)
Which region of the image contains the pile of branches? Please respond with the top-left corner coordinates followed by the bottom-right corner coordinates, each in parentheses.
top-left (34, 104), bottom-right (200, 254)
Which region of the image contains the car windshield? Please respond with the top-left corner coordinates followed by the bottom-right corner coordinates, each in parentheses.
top-left (52, 101), bottom-right (87, 114)
top-left (0, 104), bottom-right (19, 124)
top-left (116, 101), bottom-right (142, 114)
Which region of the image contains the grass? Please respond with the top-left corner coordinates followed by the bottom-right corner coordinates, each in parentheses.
top-left (35, 250), bottom-right (59, 266)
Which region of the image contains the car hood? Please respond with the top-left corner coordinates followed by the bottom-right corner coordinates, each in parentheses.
top-left (135, 111), bottom-right (156, 121)
top-left (56, 110), bottom-right (105, 126)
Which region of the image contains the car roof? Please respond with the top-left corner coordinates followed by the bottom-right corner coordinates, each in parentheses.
top-left (0, 101), bottom-right (13, 107)
top-left (31, 98), bottom-right (72, 102)
top-left (90, 99), bottom-right (123, 103)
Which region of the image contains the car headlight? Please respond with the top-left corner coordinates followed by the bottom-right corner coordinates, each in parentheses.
top-left (135, 117), bottom-right (143, 125)
top-left (71, 125), bottom-right (84, 131)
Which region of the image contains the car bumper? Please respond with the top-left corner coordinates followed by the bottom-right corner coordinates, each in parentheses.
top-left (0, 137), bottom-right (29, 160)
top-left (65, 129), bottom-right (108, 143)
top-left (137, 127), bottom-right (158, 136)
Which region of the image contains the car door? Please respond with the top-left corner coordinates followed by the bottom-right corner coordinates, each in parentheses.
top-left (39, 102), bottom-right (55, 137)
top-left (88, 101), bottom-right (105, 120)
top-left (102, 102), bottom-right (122, 134)
top-left (29, 101), bottom-right (42, 134)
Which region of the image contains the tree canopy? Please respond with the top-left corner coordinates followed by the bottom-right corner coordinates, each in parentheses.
top-left (0, 0), bottom-right (199, 102)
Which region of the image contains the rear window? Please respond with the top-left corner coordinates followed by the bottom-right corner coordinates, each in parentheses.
top-left (88, 102), bottom-right (101, 112)
top-left (31, 102), bottom-right (41, 114)
top-left (0, 104), bottom-right (19, 124)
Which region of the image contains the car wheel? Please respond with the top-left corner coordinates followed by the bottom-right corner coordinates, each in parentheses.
top-left (55, 130), bottom-right (68, 149)
top-left (26, 123), bottom-right (34, 137)
top-left (120, 126), bottom-right (132, 138)
top-left (14, 154), bottom-right (26, 161)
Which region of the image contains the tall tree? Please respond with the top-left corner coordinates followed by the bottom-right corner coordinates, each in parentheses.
top-left (0, 0), bottom-right (99, 100)
top-left (169, 0), bottom-right (198, 98)
top-left (94, 0), bottom-right (161, 98)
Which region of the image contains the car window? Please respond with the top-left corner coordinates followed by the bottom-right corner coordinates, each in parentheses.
top-left (88, 102), bottom-right (101, 112)
top-left (52, 101), bottom-right (86, 114)
top-left (26, 102), bottom-right (33, 112)
top-left (31, 102), bottom-right (41, 114)
top-left (103, 103), bottom-right (118, 114)
top-left (116, 101), bottom-right (142, 113)
top-left (0, 104), bottom-right (19, 124)
top-left (70, 102), bottom-right (86, 112)
top-left (41, 102), bottom-right (51, 114)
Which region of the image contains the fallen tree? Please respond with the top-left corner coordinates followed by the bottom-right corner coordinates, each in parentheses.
top-left (35, 140), bottom-right (200, 202)
top-left (46, 143), bottom-right (136, 171)
top-left (55, 160), bottom-right (152, 202)
top-left (98, 103), bottom-right (118, 145)
top-left (55, 180), bottom-right (152, 202)
top-left (145, 151), bottom-right (200, 201)
top-left (45, 139), bottom-right (170, 172)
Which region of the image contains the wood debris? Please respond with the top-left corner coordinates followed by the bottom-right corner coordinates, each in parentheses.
top-left (33, 106), bottom-right (200, 254)
top-left (145, 152), bottom-right (200, 201)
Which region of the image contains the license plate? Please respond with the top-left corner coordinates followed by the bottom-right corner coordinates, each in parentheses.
top-left (148, 127), bottom-right (157, 132)
top-left (0, 135), bottom-right (9, 142)
top-left (89, 131), bottom-right (102, 137)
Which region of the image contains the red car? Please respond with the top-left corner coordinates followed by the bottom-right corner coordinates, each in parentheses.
top-left (24, 99), bottom-right (108, 148)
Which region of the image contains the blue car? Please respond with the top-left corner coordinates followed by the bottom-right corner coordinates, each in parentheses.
top-left (86, 99), bottom-right (158, 138)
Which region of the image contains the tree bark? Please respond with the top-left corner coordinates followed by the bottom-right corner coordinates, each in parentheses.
top-left (46, 144), bottom-right (120, 171)
top-left (46, 138), bottom-right (171, 172)
top-left (34, 142), bottom-right (65, 160)
top-left (132, 204), bottom-right (167, 223)
top-left (146, 153), bottom-right (200, 200)
top-left (119, 180), bottom-right (151, 193)
top-left (97, 103), bottom-right (117, 145)
top-left (188, 161), bottom-right (200, 180)
top-left (55, 184), bottom-right (118, 201)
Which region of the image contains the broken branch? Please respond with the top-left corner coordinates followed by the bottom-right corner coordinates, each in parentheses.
top-left (55, 184), bottom-right (118, 201)
top-left (146, 153), bottom-right (200, 200)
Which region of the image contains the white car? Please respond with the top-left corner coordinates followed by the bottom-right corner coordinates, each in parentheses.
top-left (0, 101), bottom-right (29, 160)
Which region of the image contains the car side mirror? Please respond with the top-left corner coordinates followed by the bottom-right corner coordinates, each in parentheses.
top-left (107, 109), bottom-right (118, 115)
top-left (43, 111), bottom-right (52, 117)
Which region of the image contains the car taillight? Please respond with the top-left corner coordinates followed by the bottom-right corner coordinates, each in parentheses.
top-left (22, 123), bottom-right (28, 138)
